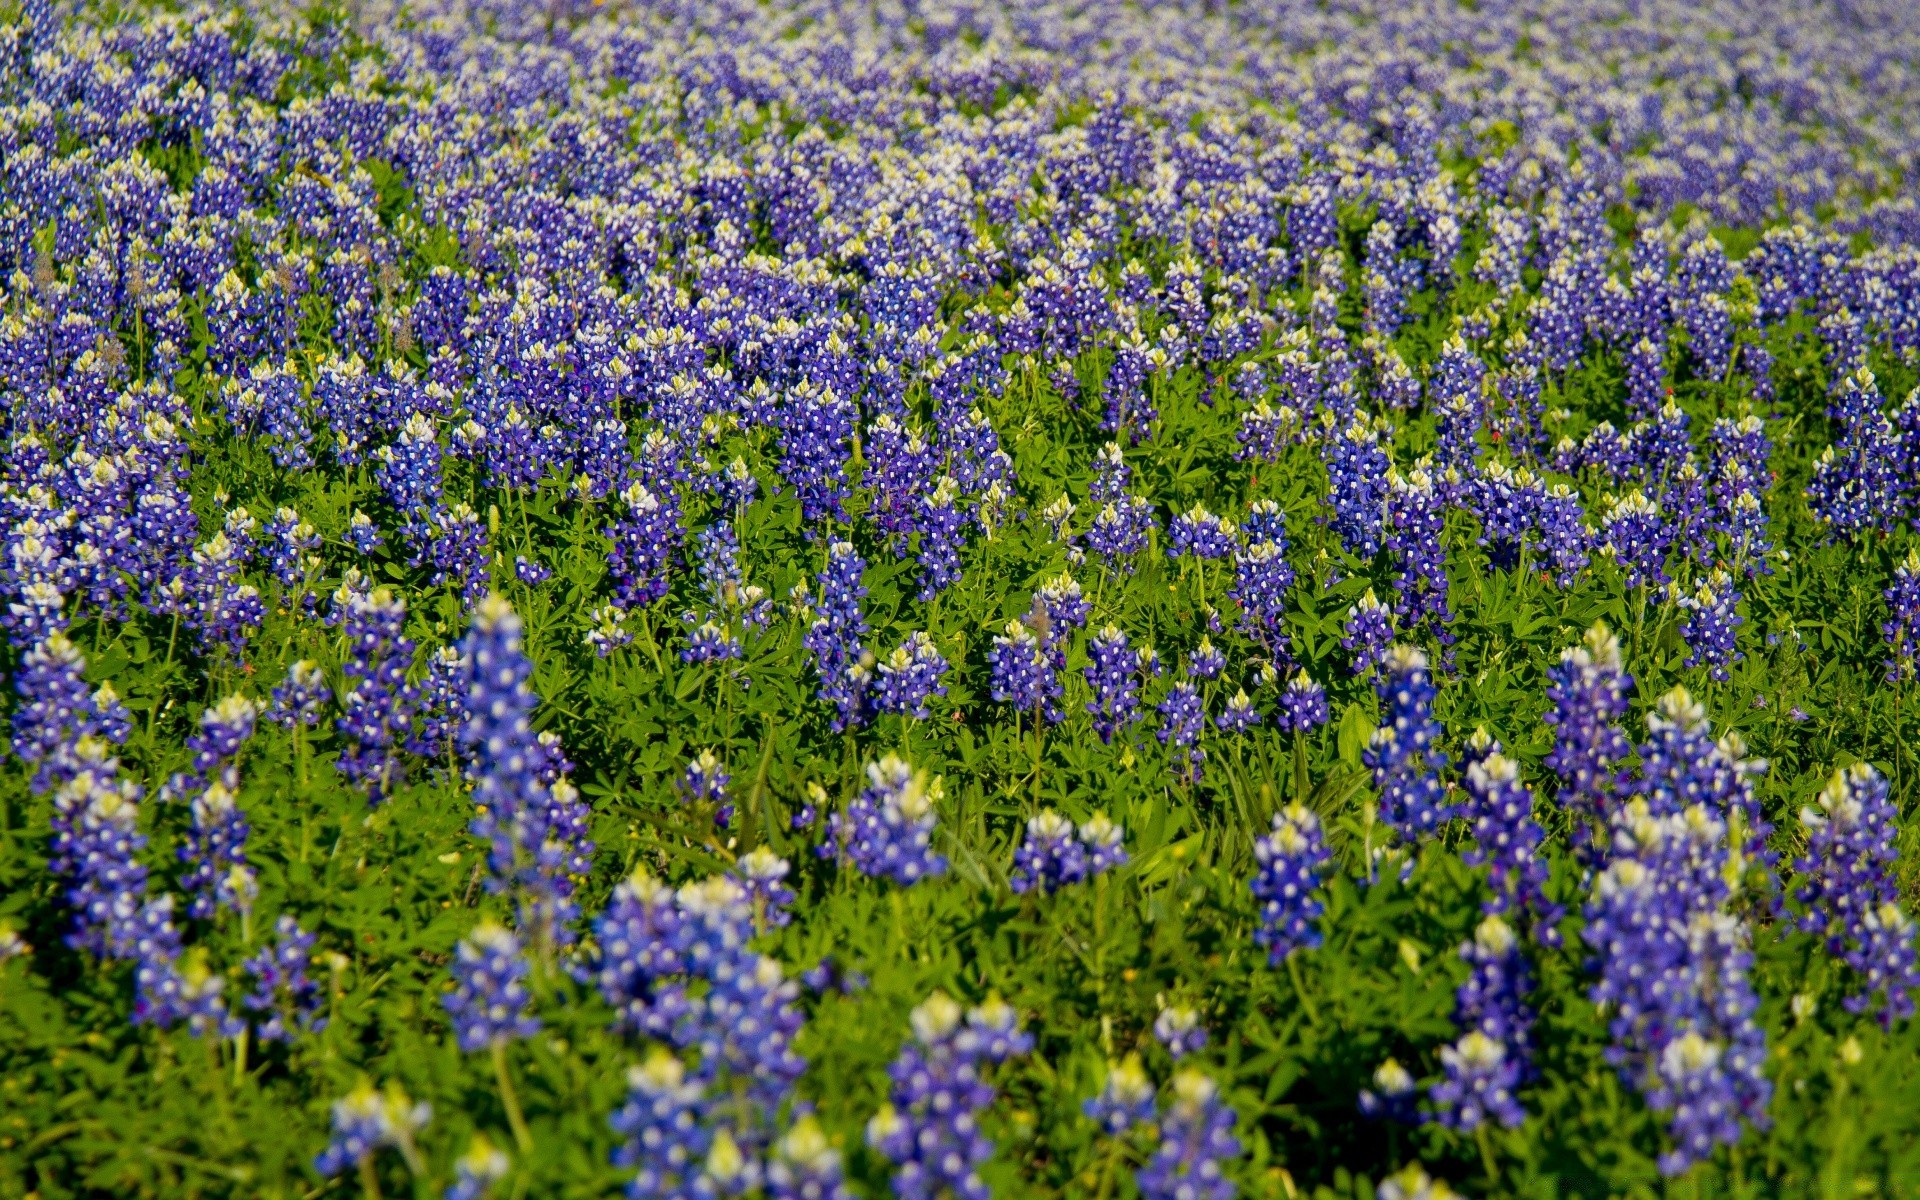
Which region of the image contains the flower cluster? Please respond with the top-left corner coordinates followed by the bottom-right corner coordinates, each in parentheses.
top-left (867, 992), bottom-right (1031, 1200)
top-left (822, 755), bottom-right (949, 887)
top-left (1795, 765), bottom-right (1920, 1028)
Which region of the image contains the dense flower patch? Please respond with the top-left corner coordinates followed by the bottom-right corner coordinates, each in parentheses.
top-left (4, 0), bottom-right (1920, 1196)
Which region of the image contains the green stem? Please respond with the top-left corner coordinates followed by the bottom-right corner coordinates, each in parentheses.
top-left (492, 1040), bottom-right (534, 1157)
top-left (1475, 1123), bottom-right (1499, 1187)
top-left (1286, 953), bottom-right (1320, 1027)
top-left (358, 1154), bottom-right (384, 1200)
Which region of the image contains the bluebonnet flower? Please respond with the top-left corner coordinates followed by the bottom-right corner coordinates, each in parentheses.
top-left (1083, 624), bottom-right (1143, 744)
top-left (803, 542), bottom-right (871, 731)
top-left (178, 767), bottom-right (255, 922)
top-left (1600, 490), bottom-right (1670, 590)
top-left (348, 510), bottom-right (384, 555)
top-left (411, 647), bottom-right (471, 762)
top-left (1430, 915), bottom-right (1533, 1130)
top-left (874, 631), bottom-right (950, 719)
top-left (1376, 1164), bottom-right (1462, 1200)
top-left (1323, 418), bottom-right (1391, 563)
top-left (766, 1116), bottom-right (853, 1200)
top-left (446, 1134), bottom-right (511, 1200)
top-left (1084, 1054), bottom-right (1156, 1133)
top-left (1170, 506), bottom-right (1237, 561)
top-left (682, 620), bottom-right (741, 665)
top-left (48, 741), bottom-right (151, 958)
top-left (1188, 636), bottom-right (1226, 680)
top-left (1342, 589), bottom-right (1395, 678)
top-left (1275, 672), bottom-right (1328, 733)
top-left (1080, 812), bottom-right (1128, 874)
top-left (1678, 571), bottom-right (1744, 681)
top-left (264, 506), bottom-right (320, 592)
top-left (734, 848), bottom-right (796, 931)
top-left (1584, 798), bottom-right (1771, 1175)
top-left (1544, 624), bottom-right (1632, 837)
top-left (610, 1048), bottom-right (712, 1200)
top-left (1011, 811), bottom-right (1088, 894)
top-left (335, 587), bottom-right (417, 803)
top-left (1251, 802), bottom-right (1330, 963)
top-left (988, 619), bottom-right (1062, 723)
top-left (1157, 681), bottom-right (1207, 782)
top-left (241, 914), bottom-right (325, 1042)
top-left (314, 1080), bottom-right (430, 1180)
top-left (1153, 1005), bottom-right (1209, 1059)
top-left (1216, 689), bottom-right (1261, 734)
top-left (681, 750), bottom-right (730, 808)
top-left (586, 605), bottom-right (635, 657)
top-left (1807, 366), bottom-right (1902, 539)
top-left (12, 633), bottom-right (130, 793)
top-left (1796, 765), bottom-right (1920, 1028)
top-left (268, 660), bottom-right (330, 729)
top-left (868, 992), bottom-right (1031, 1200)
top-left (515, 555), bottom-right (551, 586)
top-left (444, 922), bottom-right (541, 1052)
top-left (1462, 748), bottom-right (1561, 943)
top-left (1230, 540), bottom-right (1294, 655)
top-left (1386, 468), bottom-right (1452, 641)
top-left (1365, 647), bottom-right (1455, 844)
top-left (1358, 1058), bottom-right (1419, 1123)
top-left (1883, 549), bottom-right (1920, 682)
top-left (606, 482), bottom-right (682, 611)
top-left (823, 755), bottom-right (948, 887)
top-left (1087, 498), bottom-right (1154, 568)
top-left (915, 476), bottom-right (968, 600)
top-left (462, 596), bottom-right (593, 946)
top-left (1136, 1070), bottom-right (1241, 1200)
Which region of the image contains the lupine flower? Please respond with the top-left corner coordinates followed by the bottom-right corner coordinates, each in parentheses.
top-left (1275, 672), bottom-right (1328, 733)
top-left (1543, 624), bottom-right (1632, 838)
top-left (335, 587), bottom-right (417, 803)
top-left (874, 631), bottom-right (950, 719)
top-left (1342, 589), bottom-right (1395, 678)
top-left (314, 1079), bottom-right (430, 1179)
top-left (803, 542), bottom-right (871, 731)
top-left (1796, 765), bottom-right (1920, 1027)
top-left (606, 482), bottom-right (682, 610)
top-left (1084, 1054), bottom-right (1156, 1133)
top-left (868, 991), bottom-right (1031, 1200)
top-left (1883, 549), bottom-right (1920, 682)
top-left (1376, 1164), bottom-right (1462, 1200)
top-left (610, 1048), bottom-right (712, 1199)
top-left (1216, 688), bottom-right (1261, 733)
top-left (1250, 803), bottom-right (1331, 963)
top-left (734, 848), bottom-right (797, 930)
top-left (1461, 751), bottom-right (1561, 942)
top-left (1170, 506), bottom-right (1237, 561)
top-left (1080, 812), bottom-right (1129, 875)
top-left (1386, 468), bottom-right (1452, 641)
top-left (1584, 798), bottom-right (1771, 1175)
top-left (586, 605), bottom-right (634, 657)
top-left (766, 1116), bottom-right (853, 1200)
top-left (989, 619), bottom-right (1062, 723)
top-left (1188, 636), bottom-right (1226, 680)
top-left (1157, 681), bottom-right (1207, 782)
top-left (444, 922), bottom-right (541, 1052)
top-left (268, 660), bottom-right (330, 728)
top-left (1011, 811), bottom-right (1088, 894)
top-left (241, 914), bottom-right (325, 1042)
top-left (1153, 1006), bottom-right (1208, 1059)
top-left (1677, 571), bottom-right (1744, 681)
top-left (1230, 540), bottom-right (1294, 655)
top-left (1364, 647), bottom-right (1454, 844)
top-left (1083, 624), bottom-right (1143, 744)
top-left (462, 596), bottom-right (594, 945)
top-left (1430, 915), bottom-right (1533, 1130)
top-left (1358, 1058), bottom-right (1418, 1123)
top-left (823, 756), bottom-right (948, 887)
top-left (446, 1134), bottom-right (511, 1200)
top-left (1136, 1070), bottom-right (1241, 1200)
top-left (1601, 490), bottom-right (1671, 589)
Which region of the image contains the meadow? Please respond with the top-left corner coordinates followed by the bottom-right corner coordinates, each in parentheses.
top-left (4, 1), bottom-right (1920, 1197)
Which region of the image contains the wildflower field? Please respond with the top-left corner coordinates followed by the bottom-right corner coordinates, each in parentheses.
top-left (7, 0), bottom-right (1920, 1196)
